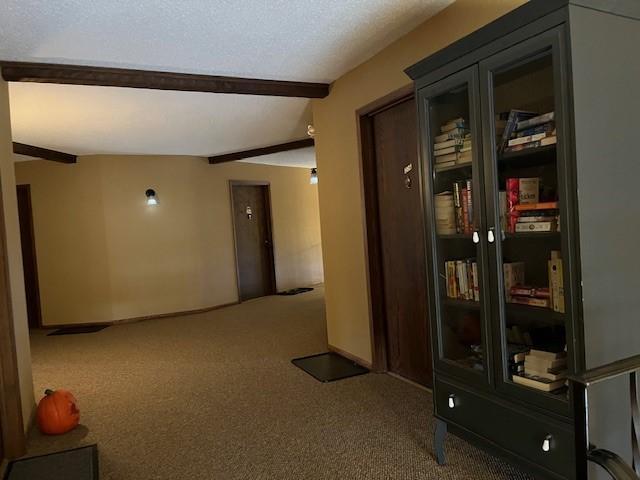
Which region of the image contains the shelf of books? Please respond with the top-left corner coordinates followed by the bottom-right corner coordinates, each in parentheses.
top-left (492, 52), bottom-right (568, 398)
top-left (429, 80), bottom-right (487, 376)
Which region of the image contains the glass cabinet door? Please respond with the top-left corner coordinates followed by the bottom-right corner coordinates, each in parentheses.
top-left (480, 27), bottom-right (575, 413)
top-left (418, 66), bottom-right (491, 386)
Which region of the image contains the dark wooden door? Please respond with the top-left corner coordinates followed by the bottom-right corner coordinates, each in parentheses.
top-left (372, 98), bottom-right (433, 387)
top-left (16, 185), bottom-right (42, 329)
top-left (231, 183), bottom-right (276, 301)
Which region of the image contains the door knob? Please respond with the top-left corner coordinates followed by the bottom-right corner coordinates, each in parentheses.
top-left (472, 231), bottom-right (480, 244)
top-left (448, 394), bottom-right (456, 409)
top-left (542, 435), bottom-right (553, 452)
top-left (487, 227), bottom-right (495, 244)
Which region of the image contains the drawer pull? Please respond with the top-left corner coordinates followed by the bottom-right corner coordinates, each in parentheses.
top-left (542, 435), bottom-right (553, 452)
top-left (448, 394), bottom-right (456, 409)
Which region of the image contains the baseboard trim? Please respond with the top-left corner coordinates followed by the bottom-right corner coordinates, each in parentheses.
top-left (327, 344), bottom-right (373, 370)
top-left (40, 301), bottom-right (240, 330)
top-left (386, 372), bottom-right (433, 393)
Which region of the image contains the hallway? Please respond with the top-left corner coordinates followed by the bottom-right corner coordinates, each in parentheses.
top-left (27, 287), bottom-right (529, 479)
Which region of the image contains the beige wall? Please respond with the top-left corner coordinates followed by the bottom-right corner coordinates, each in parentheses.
top-left (16, 156), bottom-right (323, 326)
top-left (0, 79), bottom-right (34, 430)
top-left (311, 0), bottom-right (527, 364)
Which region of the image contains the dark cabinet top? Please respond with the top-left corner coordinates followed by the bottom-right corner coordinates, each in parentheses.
top-left (404, 0), bottom-right (640, 82)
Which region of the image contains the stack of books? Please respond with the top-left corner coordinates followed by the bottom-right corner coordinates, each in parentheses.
top-left (444, 259), bottom-right (479, 301)
top-left (452, 180), bottom-right (473, 234)
top-left (434, 192), bottom-right (456, 235)
top-left (499, 110), bottom-right (556, 154)
top-left (503, 177), bottom-right (559, 233)
top-left (514, 202), bottom-right (560, 233)
top-left (513, 348), bottom-right (567, 392)
top-left (509, 286), bottom-right (551, 308)
top-left (433, 117), bottom-right (471, 171)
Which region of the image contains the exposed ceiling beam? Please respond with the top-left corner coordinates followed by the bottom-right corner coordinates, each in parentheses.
top-left (0, 62), bottom-right (330, 98)
top-left (209, 138), bottom-right (314, 164)
top-left (12, 142), bottom-right (77, 164)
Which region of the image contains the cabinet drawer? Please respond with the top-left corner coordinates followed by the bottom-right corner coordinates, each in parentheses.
top-left (435, 377), bottom-right (575, 479)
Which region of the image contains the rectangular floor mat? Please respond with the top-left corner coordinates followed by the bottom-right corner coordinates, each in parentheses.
top-left (5, 445), bottom-right (99, 480)
top-left (277, 287), bottom-right (314, 296)
top-left (292, 352), bottom-right (369, 382)
top-left (48, 325), bottom-right (109, 336)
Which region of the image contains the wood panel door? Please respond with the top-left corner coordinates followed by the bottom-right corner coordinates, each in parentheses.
top-left (16, 184), bottom-right (41, 329)
top-left (231, 183), bottom-right (276, 302)
top-left (370, 97), bottom-right (433, 387)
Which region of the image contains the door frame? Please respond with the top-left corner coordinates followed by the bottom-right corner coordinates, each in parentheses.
top-left (356, 84), bottom-right (417, 373)
top-left (0, 183), bottom-right (27, 459)
top-left (16, 184), bottom-right (42, 329)
top-left (228, 180), bottom-right (277, 301)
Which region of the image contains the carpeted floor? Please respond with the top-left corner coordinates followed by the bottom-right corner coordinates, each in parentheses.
top-left (27, 286), bottom-right (531, 479)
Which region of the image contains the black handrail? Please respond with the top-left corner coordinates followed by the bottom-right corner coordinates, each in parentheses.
top-left (567, 354), bottom-right (640, 386)
top-left (568, 355), bottom-right (640, 480)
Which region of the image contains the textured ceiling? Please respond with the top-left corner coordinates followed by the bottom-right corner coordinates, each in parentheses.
top-left (0, 0), bottom-right (453, 83)
top-left (2, 0), bottom-right (453, 165)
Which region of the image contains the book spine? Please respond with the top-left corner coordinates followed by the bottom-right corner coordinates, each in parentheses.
top-left (466, 179), bottom-right (473, 232)
top-left (510, 286), bottom-right (551, 298)
top-left (508, 132), bottom-right (548, 147)
top-left (434, 146), bottom-right (458, 156)
top-left (515, 221), bottom-right (556, 232)
top-left (434, 138), bottom-right (463, 150)
top-left (472, 262), bottom-right (479, 301)
top-left (510, 296), bottom-right (551, 308)
top-left (466, 259), bottom-right (473, 301)
top-left (514, 201), bottom-right (559, 211)
top-left (516, 111), bottom-right (555, 131)
top-left (456, 261), bottom-right (464, 299)
top-left (506, 178), bottom-right (519, 233)
top-left (453, 182), bottom-right (463, 234)
top-left (550, 259), bottom-right (566, 313)
top-left (461, 187), bottom-right (469, 235)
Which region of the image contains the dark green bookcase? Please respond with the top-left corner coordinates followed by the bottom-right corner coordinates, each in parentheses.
top-left (406, 1), bottom-right (640, 479)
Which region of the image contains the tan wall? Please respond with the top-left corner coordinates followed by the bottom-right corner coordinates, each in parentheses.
top-left (0, 79), bottom-right (34, 430)
top-left (311, 0), bottom-right (526, 364)
top-left (16, 156), bottom-right (323, 326)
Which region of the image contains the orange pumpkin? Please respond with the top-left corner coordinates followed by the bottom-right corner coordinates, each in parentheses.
top-left (36, 389), bottom-right (80, 435)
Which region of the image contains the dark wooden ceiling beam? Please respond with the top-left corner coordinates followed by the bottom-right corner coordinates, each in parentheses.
top-left (0, 62), bottom-right (330, 99)
top-left (12, 142), bottom-right (77, 164)
top-left (209, 138), bottom-right (314, 164)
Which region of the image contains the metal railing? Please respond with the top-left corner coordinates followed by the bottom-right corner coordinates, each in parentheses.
top-left (568, 354), bottom-right (640, 480)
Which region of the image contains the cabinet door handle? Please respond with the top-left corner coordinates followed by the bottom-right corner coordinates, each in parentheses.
top-left (487, 227), bottom-right (495, 244)
top-left (448, 394), bottom-right (456, 409)
top-left (542, 435), bottom-right (553, 452)
top-left (472, 231), bottom-right (480, 244)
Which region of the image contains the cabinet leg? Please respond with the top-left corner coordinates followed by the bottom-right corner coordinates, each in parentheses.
top-left (434, 418), bottom-right (447, 465)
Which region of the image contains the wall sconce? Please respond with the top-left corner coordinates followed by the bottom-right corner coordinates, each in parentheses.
top-left (307, 124), bottom-right (316, 138)
top-left (145, 188), bottom-right (158, 206)
top-left (310, 168), bottom-right (318, 185)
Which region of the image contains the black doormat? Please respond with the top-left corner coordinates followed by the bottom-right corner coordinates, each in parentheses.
top-left (292, 352), bottom-right (369, 382)
top-left (48, 325), bottom-right (109, 336)
top-left (4, 445), bottom-right (99, 480)
top-left (277, 287), bottom-right (314, 296)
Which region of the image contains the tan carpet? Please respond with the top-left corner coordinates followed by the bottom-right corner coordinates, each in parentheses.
top-left (27, 286), bottom-right (531, 479)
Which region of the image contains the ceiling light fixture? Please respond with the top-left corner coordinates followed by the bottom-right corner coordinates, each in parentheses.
top-left (310, 168), bottom-right (318, 185)
top-left (145, 188), bottom-right (158, 206)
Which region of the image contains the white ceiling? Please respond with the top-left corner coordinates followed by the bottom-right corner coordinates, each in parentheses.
top-left (1, 0), bottom-right (453, 165)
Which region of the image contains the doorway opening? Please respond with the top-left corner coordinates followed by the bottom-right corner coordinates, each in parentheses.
top-left (230, 181), bottom-right (277, 302)
top-left (359, 86), bottom-right (433, 387)
top-left (16, 184), bottom-right (42, 329)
